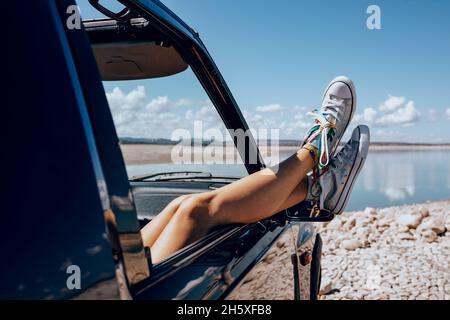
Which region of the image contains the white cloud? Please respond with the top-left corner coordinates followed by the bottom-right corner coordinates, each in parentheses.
top-left (244, 110), bottom-right (277, 129)
top-left (378, 95), bottom-right (406, 113)
top-left (354, 107), bottom-right (378, 123)
top-left (105, 87), bottom-right (435, 143)
top-left (106, 86), bottom-right (146, 111)
top-left (353, 96), bottom-right (421, 127)
top-left (377, 100), bottom-right (421, 125)
top-left (446, 108), bottom-right (450, 119)
top-left (363, 107), bottom-right (378, 123)
top-left (243, 106), bottom-right (310, 140)
top-left (255, 104), bottom-right (283, 112)
top-left (105, 86), bottom-right (222, 139)
top-left (147, 96), bottom-right (170, 113)
top-left (175, 98), bottom-right (193, 107)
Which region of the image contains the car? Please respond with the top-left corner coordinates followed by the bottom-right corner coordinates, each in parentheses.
top-left (1, 0), bottom-right (334, 300)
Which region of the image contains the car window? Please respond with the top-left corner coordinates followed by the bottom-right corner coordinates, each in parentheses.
top-left (104, 67), bottom-right (247, 179)
top-left (77, 0), bottom-right (247, 180)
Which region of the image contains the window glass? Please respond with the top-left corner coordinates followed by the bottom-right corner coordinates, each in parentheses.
top-left (103, 67), bottom-right (247, 178)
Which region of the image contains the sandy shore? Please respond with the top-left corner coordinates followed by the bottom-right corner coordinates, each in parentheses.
top-left (228, 200), bottom-right (450, 300)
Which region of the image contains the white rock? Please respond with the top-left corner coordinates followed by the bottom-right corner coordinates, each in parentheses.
top-left (356, 227), bottom-right (370, 237)
top-left (341, 239), bottom-right (364, 250)
top-left (364, 207), bottom-right (378, 216)
top-left (335, 234), bottom-right (350, 247)
top-left (421, 230), bottom-right (438, 243)
top-left (418, 217), bottom-right (446, 235)
top-left (396, 214), bottom-right (423, 229)
top-left (319, 277), bottom-right (334, 295)
top-left (326, 218), bottom-right (342, 230)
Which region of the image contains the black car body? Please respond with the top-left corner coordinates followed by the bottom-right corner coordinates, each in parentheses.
top-left (1, 0), bottom-right (325, 300)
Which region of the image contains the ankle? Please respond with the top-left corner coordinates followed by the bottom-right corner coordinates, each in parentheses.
top-left (300, 144), bottom-right (319, 168)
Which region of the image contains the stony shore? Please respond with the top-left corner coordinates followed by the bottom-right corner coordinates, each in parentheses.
top-left (318, 200), bottom-right (449, 300)
top-left (229, 200), bottom-right (450, 300)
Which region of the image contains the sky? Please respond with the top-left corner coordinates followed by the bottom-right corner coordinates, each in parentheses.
top-left (77, 0), bottom-right (450, 143)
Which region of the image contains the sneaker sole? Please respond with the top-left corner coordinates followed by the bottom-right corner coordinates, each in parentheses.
top-left (330, 125), bottom-right (370, 215)
top-left (322, 76), bottom-right (357, 158)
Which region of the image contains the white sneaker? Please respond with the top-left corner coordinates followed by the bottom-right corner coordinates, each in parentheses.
top-left (302, 76), bottom-right (357, 169)
top-left (307, 125), bottom-right (370, 215)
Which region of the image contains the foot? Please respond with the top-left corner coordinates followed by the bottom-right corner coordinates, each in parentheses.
top-left (302, 76), bottom-right (356, 169)
top-left (307, 125), bottom-right (370, 215)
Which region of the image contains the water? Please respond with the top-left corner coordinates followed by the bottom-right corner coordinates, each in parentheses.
top-left (127, 150), bottom-right (450, 211)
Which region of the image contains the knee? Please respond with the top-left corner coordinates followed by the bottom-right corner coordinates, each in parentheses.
top-left (172, 194), bottom-right (192, 206)
top-left (160, 195), bottom-right (191, 214)
top-left (175, 193), bottom-right (218, 227)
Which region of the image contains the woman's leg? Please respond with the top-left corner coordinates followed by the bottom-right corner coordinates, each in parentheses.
top-left (140, 195), bottom-right (192, 248)
top-left (275, 178), bottom-right (309, 212)
top-left (141, 177), bottom-right (308, 249)
top-left (148, 147), bottom-right (315, 263)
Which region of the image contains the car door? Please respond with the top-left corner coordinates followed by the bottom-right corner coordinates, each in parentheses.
top-left (1, 0), bottom-right (124, 299)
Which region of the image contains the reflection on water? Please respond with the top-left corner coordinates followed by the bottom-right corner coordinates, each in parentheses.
top-left (349, 150), bottom-right (450, 210)
top-left (127, 150), bottom-right (450, 211)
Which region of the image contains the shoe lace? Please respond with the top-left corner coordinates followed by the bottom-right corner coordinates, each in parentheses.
top-left (305, 109), bottom-right (337, 169)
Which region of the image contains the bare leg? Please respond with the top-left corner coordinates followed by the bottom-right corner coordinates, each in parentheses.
top-left (275, 178), bottom-right (309, 212)
top-left (141, 178), bottom-right (307, 249)
top-left (147, 148), bottom-right (314, 263)
top-left (140, 195), bottom-right (192, 248)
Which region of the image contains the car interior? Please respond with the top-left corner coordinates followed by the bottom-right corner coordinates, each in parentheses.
top-left (85, 18), bottom-right (188, 81)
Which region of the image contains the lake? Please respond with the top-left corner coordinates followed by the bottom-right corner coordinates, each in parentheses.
top-left (127, 150), bottom-right (450, 211)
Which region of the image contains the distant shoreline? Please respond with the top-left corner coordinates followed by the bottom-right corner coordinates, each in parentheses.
top-left (119, 138), bottom-right (450, 149)
top-left (369, 144), bottom-right (450, 151)
top-left (120, 143), bottom-right (450, 166)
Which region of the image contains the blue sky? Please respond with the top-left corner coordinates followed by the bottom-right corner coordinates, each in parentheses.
top-left (78, 0), bottom-right (450, 142)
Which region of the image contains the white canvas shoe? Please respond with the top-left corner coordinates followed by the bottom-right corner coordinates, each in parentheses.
top-left (302, 76), bottom-right (357, 169)
top-left (307, 125), bottom-right (370, 215)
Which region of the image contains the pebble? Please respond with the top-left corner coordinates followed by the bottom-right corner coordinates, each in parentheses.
top-left (396, 214), bottom-right (423, 229)
top-left (421, 230), bottom-right (438, 243)
top-left (341, 239), bottom-right (364, 250)
top-left (418, 217), bottom-right (446, 235)
top-left (319, 277), bottom-right (334, 295)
